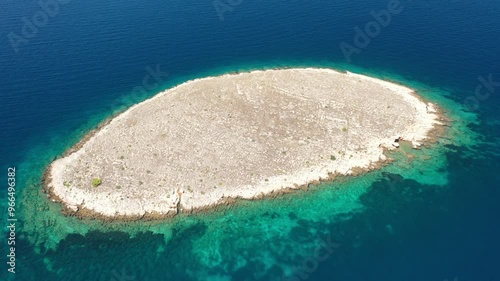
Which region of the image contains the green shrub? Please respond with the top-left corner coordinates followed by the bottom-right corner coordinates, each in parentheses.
top-left (92, 178), bottom-right (102, 187)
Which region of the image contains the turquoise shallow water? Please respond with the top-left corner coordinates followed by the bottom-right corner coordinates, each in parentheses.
top-left (0, 64), bottom-right (486, 281)
top-left (1, 0), bottom-right (499, 280)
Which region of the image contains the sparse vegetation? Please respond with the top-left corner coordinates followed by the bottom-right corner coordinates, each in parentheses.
top-left (92, 178), bottom-right (102, 187)
top-left (342, 127), bottom-right (348, 132)
top-left (330, 155), bottom-right (336, 161)
top-left (63, 181), bottom-right (70, 187)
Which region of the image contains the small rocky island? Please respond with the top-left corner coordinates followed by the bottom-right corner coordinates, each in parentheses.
top-left (44, 68), bottom-right (442, 219)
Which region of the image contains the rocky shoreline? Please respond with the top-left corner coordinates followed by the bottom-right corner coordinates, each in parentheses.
top-left (42, 68), bottom-right (448, 221)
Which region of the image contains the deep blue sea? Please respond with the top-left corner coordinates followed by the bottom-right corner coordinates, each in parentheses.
top-left (1, 0), bottom-right (499, 280)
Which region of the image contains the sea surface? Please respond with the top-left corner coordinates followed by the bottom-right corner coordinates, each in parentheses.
top-left (0, 0), bottom-right (499, 280)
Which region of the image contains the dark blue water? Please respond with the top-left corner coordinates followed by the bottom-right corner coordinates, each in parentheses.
top-left (1, 0), bottom-right (499, 280)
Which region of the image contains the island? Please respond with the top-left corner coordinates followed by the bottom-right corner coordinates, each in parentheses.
top-left (43, 68), bottom-right (443, 220)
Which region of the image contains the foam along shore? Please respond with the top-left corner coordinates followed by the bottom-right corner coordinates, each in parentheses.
top-left (44, 68), bottom-right (444, 219)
